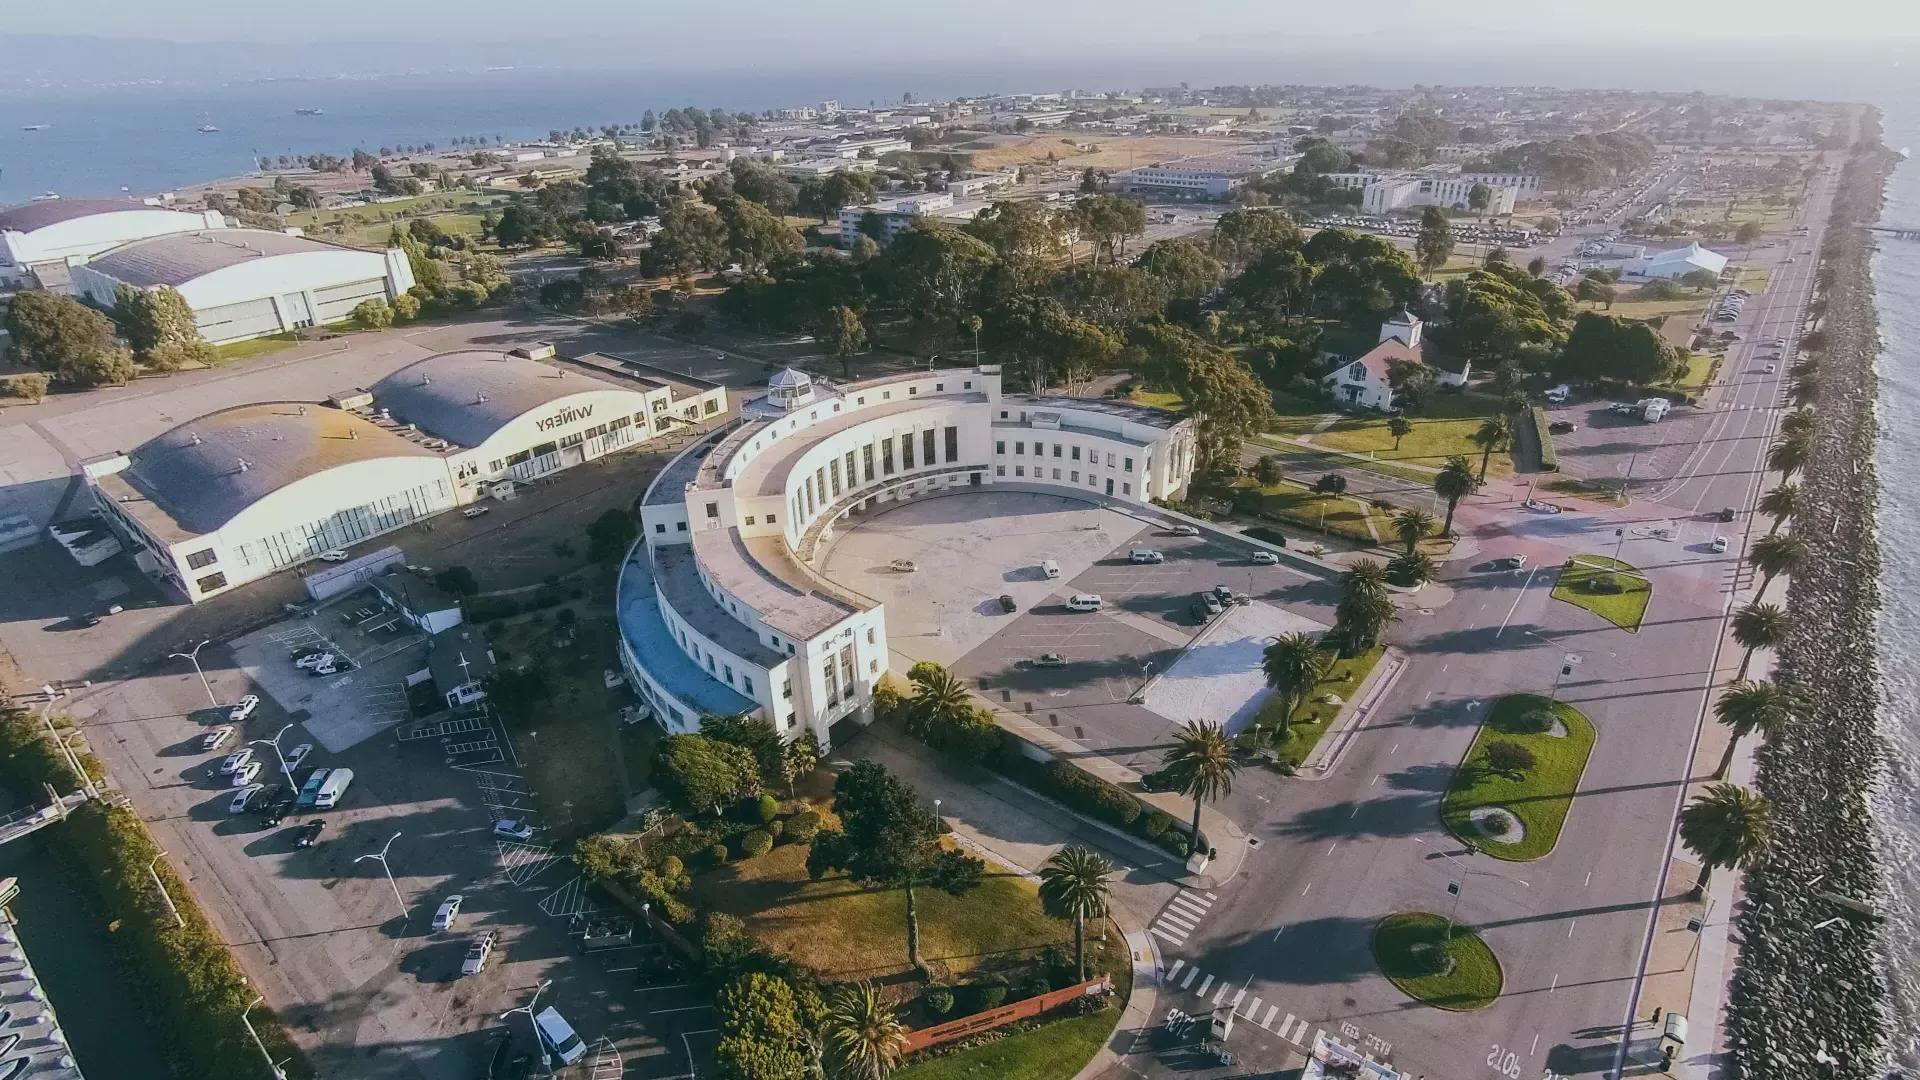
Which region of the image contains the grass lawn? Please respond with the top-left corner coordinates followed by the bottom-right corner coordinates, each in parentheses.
top-left (689, 842), bottom-right (1069, 983)
top-left (212, 332), bottom-right (299, 363)
top-left (1441, 694), bottom-right (1597, 861)
top-left (1666, 352), bottom-right (1718, 395)
top-left (1552, 554), bottom-right (1651, 632)
top-left (1256, 645), bottom-right (1387, 768)
top-left (1229, 478), bottom-right (1387, 545)
top-left (339, 211), bottom-right (488, 249)
top-left (1245, 435), bottom-right (1442, 487)
top-left (1304, 393), bottom-right (1515, 479)
top-left (1373, 913), bottom-right (1503, 1011)
top-left (893, 959), bottom-right (1132, 1080)
top-left (1581, 295), bottom-right (1711, 323)
top-left (1738, 264), bottom-right (1775, 294)
top-left (1127, 389), bottom-right (1184, 412)
top-left (1546, 478), bottom-right (1628, 508)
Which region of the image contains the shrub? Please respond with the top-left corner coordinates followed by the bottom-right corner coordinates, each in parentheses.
top-left (739, 829), bottom-right (774, 858)
top-left (658, 855), bottom-right (685, 878)
top-left (351, 297), bottom-right (394, 330)
top-left (465, 595), bottom-right (519, 622)
top-left (1139, 810), bottom-right (1175, 840)
top-left (1483, 740), bottom-right (1537, 780)
top-left (1531, 406), bottom-right (1559, 471)
top-left (924, 986), bottom-right (955, 1016)
top-left (1245, 526), bottom-right (1288, 548)
top-left (1043, 760), bottom-right (1141, 826)
top-left (972, 976), bottom-right (1009, 1011)
top-left (1313, 473), bottom-right (1348, 494)
top-left (1481, 813), bottom-right (1512, 836)
top-left (1504, 709), bottom-right (1555, 735)
top-left (1022, 978), bottom-right (1052, 1000)
top-left (765, 817), bottom-right (784, 841)
top-left (708, 843), bottom-right (730, 865)
top-left (785, 811), bottom-right (820, 844)
top-left (753, 793), bottom-right (779, 823)
top-left (1586, 575), bottom-right (1625, 594)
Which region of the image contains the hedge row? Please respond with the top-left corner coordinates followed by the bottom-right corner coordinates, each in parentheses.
top-left (0, 710), bottom-right (311, 1080)
top-left (1244, 526), bottom-right (1289, 548)
top-left (978, 748), bottom-right (1187, 858)
top-left (1530, 406), bottom-right (1559, 472)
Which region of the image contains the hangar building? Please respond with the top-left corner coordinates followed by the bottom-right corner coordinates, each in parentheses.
top-left (0, 197), bottom-right (226, 287)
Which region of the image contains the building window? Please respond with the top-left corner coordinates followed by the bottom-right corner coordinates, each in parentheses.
top-left (908, 386), bottom-right (918, 395)
top-left (744, 515), bottom-right (756, 526)
top-left (902, 435), bottom-right (915, 470)
top-left (706, 502), bottom-right (720, 519)
top-left (840, 645), bottom-right (856, 690)
top-left (823, 657), bottom-right (840, 705)
top-left (724, 664), bottom-right (734, 685)
top-left (833, 403), bottom-right (841, 413)
top-left (922, 429), bottom-right (936, 465)
top-left (1107, 452), bottom-right (1117, 467)
top-left (184, 548), bottom-right (218, 569)
top-left (862, 443), bottom-right (875, 481)
top-left (1015, 465), bottom-right (1025, 477)
top-left (1071, 471), bottom-right (1079, 483)
top-left (964, 381), bottom-right (973, 389)
top-left (1000, 410), bottom-right (1009, 419)
top-left (871, 659), bottom-right (880, 674)
top-left (1053, 443), bottom-right (1062, 458)
top-left (196, 572), bottom-right (228, 593)
top-left (676, 521), bottom-right (688, 532)
top-left (655, 523), bottom-right (667, 534)
top-left (741, 676), bottom-right (752, 697)
top-left (1123, 483), bottom-right (1132, 495)
top-left (1071, 446), bottom-right (1081, 461)
top-left (1052, 468), bottom-right (1061, 480)
top-left (996, 440), bottom-right (1006, 455)
top-left (1125, 457), bottom-right (1135, 472)
top-left (845, 450), bottom-right (857, 489)
top-left (766, 512), bottom-right (776, 524)
top-left (996, 465), bottom-right (1006, 476)
top-left (1015, 441), bottom-right (1025, 455)
top-left (783, 679), bottom-right (793, 699)
top-left (882, 438), bottom-right (895, 474)
top-left (830, 459), bottom-right (842, 497)
top-left (944, 426), bottom-right (958, 462)
top-left (816, 467), bottom-right (828, 506)
top-left (883, 391), bottom-right (892, 400)
top-left (936, 383), bottom-right (944, 391)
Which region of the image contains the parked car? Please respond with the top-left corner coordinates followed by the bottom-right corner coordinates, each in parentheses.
top-left (1507, 554), bottom-right (1529, 570)
top-left (231, 760), bottom-right (262, 787)
top-left (294, 651), bottom-right (334, 670)
top-left (1549, 420), bottom-right (1576, 434)
top-left (462, 505), bottom-right (491, 519)
top-left (219, 747), bottom-right (254, 775)
top-left (201, 725), bottom-right (235, 752)
top-left (1035, 653), bottom-right (1066, 668)
top-left (1711, 536), bottom-right (1730, 553)
top-left (229, 784), bottom-right (265, 815)
top-left (534, 1007), bottom-right (588, 1067)
top-left (889, 559), bottom-right (917, 573)
top-left (293, 818), bottom-right (326, 848)
top-left (1765, 363), bottom-right (1777, 374)
top-left (283, 743), bottom-right (314, 773)
top-left (997, 594), bottom-right (1017, 614)
top-left (228, 695), bottom-right (260, 723)
top-left (317, 550), bottom-right (350, 562)
top-left (261, 787), bottom-right (299, 826)
top-left (1249, 551), bottom-right (1279, 565)
top-left (433, 895), bottom-right (464, 932)
top-left (1167, 525), bottom-right (1200, 537)
top-left (1719, 506), bottom-right (1738, 522)
top-left (1198, 591), bottom-right (1224, 616)
top-left (493, 819), bottom-right (536, 841)
top-left (72, 612), bottom-right (101, 629)
top-left (309, 658), bottom-right (340, 677)
top-left (461, 930), bottom-right (498, 976)
top-left (1065, 594), bottom-right (1103, 612)
top-left (1129, 549), bottom-right (1164, 564)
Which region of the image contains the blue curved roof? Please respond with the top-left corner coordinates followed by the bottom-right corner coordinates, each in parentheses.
top-left (616, 547), bottom-right (756, 719)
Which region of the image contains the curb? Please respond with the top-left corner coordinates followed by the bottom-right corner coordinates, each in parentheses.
top-left (1072, 923), bottom-right (1159, 1080)
top-left (1297, 647), bottom-right (1409, 779)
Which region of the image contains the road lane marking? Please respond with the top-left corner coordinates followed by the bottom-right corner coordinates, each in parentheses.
top-left (1494, 565), bottom-right (1542, 638)
top-left (1205, 891), bottom-right (1217, 899)
top-left (1272, 923), bottom-right (1286, 942)
top-left (1302, 882), bottom-right (1313, 895)
top-left (1550, 973), bottom-right (1560, 994)
top-left (1181, 966), bottom-right (1199, 989)
top-left (1569, 919), bottom-right (1578, 938)
top-left (1327, 842), bottom-right (1337, 855)
top-left (1584, 871), bottom-right (1593, 887)
top-left (1196, 974), bottom-right (1214, 996)
top-left (1370, 774), bottom-right (1380, 786)
top-left (1390, 742), bottom-right (1399, 754)
top-left (1531, 1034), bottom-right (1539, 1055)
top-left (1213, 983), bottom-right (1231, 1005)
top-left (1263, 1006), bottom-right (1280, 1030)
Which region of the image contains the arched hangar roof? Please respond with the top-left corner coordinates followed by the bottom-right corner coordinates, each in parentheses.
top-left (0, 198), bottom-right (159, 233)
top-left (370, 350), bottom-right (633, 449)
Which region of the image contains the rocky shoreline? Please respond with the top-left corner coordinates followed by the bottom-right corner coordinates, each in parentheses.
top-left (1722, 110), bottom-right (1902, 1077)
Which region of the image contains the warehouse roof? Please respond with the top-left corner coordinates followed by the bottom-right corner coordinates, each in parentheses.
top-left (109, 403), bottom-right (438, 537)
top-left (85, 228), bottom-right (357, 287)
top-left (371, 350), bottom-right (633, 450)
top-left (0, 197), bottom-right (154, 233)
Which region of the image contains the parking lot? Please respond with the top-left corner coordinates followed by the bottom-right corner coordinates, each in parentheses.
top-left (818, 489), bottom-right (1337, 771)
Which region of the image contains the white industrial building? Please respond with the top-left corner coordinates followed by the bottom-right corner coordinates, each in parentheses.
top-left (1118, 153), bottom-right (1292, 199)
top-left (81, 347), bottom-right (730, 603)
top-left (618, 365), bottom-right (1196, 753)
top-left (0, 198), bottom-right (226, 287)
top-left (70, 228), bottom-right (415, 344)
top-left (1626, 242), bottom-right (1728, 280)
top-left (837, 194), bottom-right (990, 248)
top-left (1323, 166), bottom-right (1540, 216)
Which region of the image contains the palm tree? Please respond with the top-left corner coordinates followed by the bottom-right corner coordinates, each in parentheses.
top-left (1038, 846), bottom-right (1114, 981)
top-left (1336, 559), bottom-right (1398, 648)
top-left (1747, 532), bottom-right (1805, 600)
top-left (1790, 373), bottom-right (1818, 407)
top-left (822, 982), bottom-right (908, 1080)
top-left (1159, 721), bottom-right (1239, 859)
top-left (1712, 680), bottom-right (1794, 779)
top-left (1765, 433), bottom-right (1809, 480)
top-left (1388, 416), bottom-right (1413, 450)
top-left (1678, 783), bottom-right (1770, 898)
top-left (1731, 601), bottom-right (1788, 680)
top-left (1469, 415), bottom-right (1510, 482)
top-left (905, 662), bottom-right (971, 740)
top-left (1757, 483), bottom-right (1797, 534)
top-left (1779, 408), bottom-right (1816, 440)
top-left (1390, 508), bottom-right (1435, 555)
top-left (1387, 551), bottom-right (1437, 587)
top-left (1262, 632), bottom-right (1331, 721)
top-left (1433, 455), bottom-right (1476, 537)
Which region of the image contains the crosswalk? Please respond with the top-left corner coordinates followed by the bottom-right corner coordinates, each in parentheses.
top-left (1162, 958), bottom-right (1316, 1045)
top-left (1147, 890), bottom-right (1216, 947)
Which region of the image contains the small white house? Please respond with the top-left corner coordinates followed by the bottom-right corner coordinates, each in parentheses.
top-left (1325, 338), bottom-right (1423, 410)
top-left (1627, 242), bottom-right (1728, 281)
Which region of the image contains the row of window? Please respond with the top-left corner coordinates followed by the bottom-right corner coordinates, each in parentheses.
top-left (999, 464), bottom-right (1131, 496)
top-left (791, 425), bottom-right (963, 527)
top-left (996, 440), bottom-right (1137, 473)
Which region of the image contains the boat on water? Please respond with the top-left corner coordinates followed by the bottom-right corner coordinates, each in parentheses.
top-left (21, 124), bottom-right (49, 131)
top-left (198, 124), bottom-right (218, 133)
top-left (31, 192), bottom-right (59, 201)
top-left (296, 108), bottom-right (324, 116)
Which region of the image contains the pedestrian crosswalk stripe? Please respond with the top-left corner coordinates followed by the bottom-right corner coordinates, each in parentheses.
top-left (1212, 983), bottom-right (1231, 1005)
top-left (1262, 1006), bottom-right (1279, 1030)
top-left (1170, 896), bottom-right (1210, 918)
top-left (1228, 989), bottom-right (1245, 1011)
top-left (1205, 892), bottom-right (1217, 899)
top-left (1309, 1025), bottom-right (1322, 1046)
top-left (1167, 901), bottom-right (1208, 922)
top-left (1150, 927), bottom-right (1186, 946)
top-left (1245, 996), bottom-right (1261, 1020)
top-left (1166, 959), bottom-right (1185, 980)
top-left (1157, 911), bottom-right (1198, 932)
top-left (1281, 1014), bottom-right (1296, 1039)
top-left (1180, 967), bottom-right (1199, 989)
top-left (1196, 975), bottom-right (1214, 996)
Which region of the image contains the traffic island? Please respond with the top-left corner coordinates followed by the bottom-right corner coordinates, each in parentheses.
top-left (1552, 554), bottom-right (1651, 631)
top-left (1441, 694), bottom-right (1597, 861)
top-left (1372, 912), bottom-right (1503, 1011)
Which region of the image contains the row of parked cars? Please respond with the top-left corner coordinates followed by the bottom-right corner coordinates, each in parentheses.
top-left (1713, 287), bottom-right (1755, 323)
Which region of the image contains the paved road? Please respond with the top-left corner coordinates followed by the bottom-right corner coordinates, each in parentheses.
top-left (1113, 163), bottom-right (1832, 1080)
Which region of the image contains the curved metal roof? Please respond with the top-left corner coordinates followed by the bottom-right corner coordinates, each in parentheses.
top-left (0, 197), bottom-right (156, 233)
top-left (123, 403), bottom-right (438, 535)
top-left (84, 229), bottom-right (353, 288)
top-left (370, 350), bottom-right (635, 449)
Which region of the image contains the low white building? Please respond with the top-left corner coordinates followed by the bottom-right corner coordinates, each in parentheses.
top-left (1118, 153), bottom-right (1292, 200)
top-left (618, 366), bottom-right (1195, 753)
top-left (1324, 167), bottom-right (1537, 216)
top-left (0, 198), bottom-right (226, 287)
top-left (70, 228), bottom-right (415, 344)
top-left (1626, 242), bottom-right (1728, 280)
top-left (837, 194), bottom-right (991, 248)
top-left (1323, 311), bottom-right (1467, 407)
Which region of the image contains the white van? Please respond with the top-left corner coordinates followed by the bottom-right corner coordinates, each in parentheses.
top-left (534, 1005), bottom-right (587, 1066)
top-left (1545, 384), bottom-right (1570, 404)
top-left (313, 768), bottom-right (354, 809)
top-left (1066, 594), bottom-right (1103, 612)
top-left (1040, 560), bottom-right (1061, 579)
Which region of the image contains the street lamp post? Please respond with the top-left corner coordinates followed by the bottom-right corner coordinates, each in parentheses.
top-left (242, 995), bottom-right (290, 1080)
top-left (1412, 836), bottom-right (1530, 939)
top-left (168, 639), bottom-right (219, 708)
top-left (354, 832), bottom-right (406, 918)
top-left (503, 979), bottom-right (556, 1079)
top-left (1548, 653), bottom-right (1582, 707)
top-left (147, 852), bottom-right (184, 927)
top-left (252, 724), bottom-right (295, 781)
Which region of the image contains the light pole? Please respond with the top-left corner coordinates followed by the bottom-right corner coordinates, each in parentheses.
top-left (169, 639), bottom-right (219, 708)
top-left (503, 979), bottom-right (556, 1078)
top-left (1412, 836), bottom-right (1530, 939)
top-left (355, 832), bottom-right (406, 918)
top-left (1548, 653), bottom-right (1582, 707)
top-left (252, 724), bottom-right (295, 781)
top-left (242, 994), bottom-right (290, 1080)
top-left (147, 852), bottom-right (184, 927)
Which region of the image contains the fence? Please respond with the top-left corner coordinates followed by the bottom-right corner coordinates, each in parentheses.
top-left (900, 974), bottom-right (1112, 1054)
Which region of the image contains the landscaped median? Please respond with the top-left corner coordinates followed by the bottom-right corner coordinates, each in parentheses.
top-left (1249, 645), bottom-right (1388, 770)
top-left (1372, 912), bottom-right (1503, 1011)
top-left (1552, 554), bottom-right (1652, 631)
top-left (1440, 695), bottom-right (1597, 861)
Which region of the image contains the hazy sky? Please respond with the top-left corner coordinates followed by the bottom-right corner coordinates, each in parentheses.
top-left (11, 0), bottom-right (1920, 49)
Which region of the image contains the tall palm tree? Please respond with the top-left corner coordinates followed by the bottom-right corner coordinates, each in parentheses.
top-left (1679, 783), bottom-right (1770, 898)
top-left (1731, 601), bottom-right (1788, 680)
top-left (1790, 373), bottom-right (1819, 407)
top-left (905, 662), bottom-right (971, 739)
top-left (1712, 680), bottom-right (1795, 779)
top-left (1747, 532), bottom-right (1805, 600)
top-left (1757, 483), bottom-right (1798, 534)
top-left (1038, 846), bottom-right (1114, 982)
top-left (822, 982), bottom-right (908, 1080)
top-left (1779, 408), bottom-right (1816, 440)
top-left (1766, 432), bottom-right (1809, 480)
top-left (1469, 415), bottom-right (1510, 482)
top-left (1433, 456), bottom-right (1477, 538)
top-left (1390, 508), bottom-right (1435, 555)
top-left (1159, 721), bottom-right (1239, 859)
top-left (1336, 560), bottom-right (1398, 649)
top-left (1262, 632), bottom-right (1331, 721)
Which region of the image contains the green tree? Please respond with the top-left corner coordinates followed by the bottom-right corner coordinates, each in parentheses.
top-left (807, 761), bottom-right (984, 971)
top-left (1467, 182), bottom-right (1492, 218)
top-left (1734, 221), bottom-right (1763, 245)
top-left (699, 713), bottom-right (787, 780)
top-left (1038, 846), bottom-right (1114, 982)
top-left (4, 291), bottom-right (135, 388)
top-left (1261, 632), bottom-right (1332, 721)
top-left (1680, 269), bottom-right (1721, 292)
top-left (111, 284), bottom-right (213, 369)
top-left (1390, 508), bottom-right (1434, 555)
top-left (433, 566), bottom-right (479, 596)
top-left (1414, 206), bottom-right (1454, 277)
top-left (1757, 483), bottom-right (1797, 534)
top-left (1746, 532), bottom-right (1804, 600)
top-left (1483, 740), bottom-right (1536, 779)
top-left (1335, 559), bottom-right (1397, 649)
top-left (1128, 322), bottom-right (1274, 480)
top-left (1433, 455), bottom-right (1476, 537)
top-left (1557, 312), bottom-right (1671, 384)
top-left (728, 159), bottom-right (799, 216)
top-left (1712, 680), bottom-right (1794, 779)
top-left (963, 199), bottom-right (1064, 261)
top-left (1469, 414), bottom-right (1510, 482)
top-left (1766, 430), bottom-right (1810, 480)
top-left (1387, 415), bottom-right (1413, 450)
top-left (713, 972), bottom-right (823, 1080)
top-left (873, 222), bottom-right (995, 358)
top-left (652, 733), bottom-right (760, 814)
top-left (1731, 601), bottom-right (1788, 681)
top-left (1209, 207), bottom-right (1304, 275)
top-left (586, 508), bottom-right (640, 564)
top-left (778, 733), bottom-right (819, 799)
top-left (1253, 454), bottom-right (1284, 487)
top-left (1679, 782), bottom-right (1769, 897)
top-left (716, 196), bottom-right (804, 275)
top-left (1158, 721), bottom-right (1238, 859)
top-left (815, 304), bottom-right (869, 379)
top-left (1386, 550), bottom-right (1436, 587)
top-left (1071, 194), bottom-right (1149, 263)
top-left (821, 981), bottom-right (907, 1080)
top-left (1135, 238), bottom-right (1224, 304)
top-left (644, 199), bottom-right (730, 277)
top-left (351, 298), bottom-right (395, 330)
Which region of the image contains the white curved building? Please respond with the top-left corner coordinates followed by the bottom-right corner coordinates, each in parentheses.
top-left (617, 365), bottom-right (1196, 750)
top-left (70, 228), bottom-right (414, 344)
top-left (0, 197), bottom-right (226, 286)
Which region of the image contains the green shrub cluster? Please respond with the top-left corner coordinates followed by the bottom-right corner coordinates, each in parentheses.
top-left (1244, 526), bottom-right (1289, 548)
top-left (784, 810), bottom-right (820, 844)
top-left (739, 829), bottom-right (774, 858)
top-left (1041, 760), bottom-right (1140, 827)
top-left (575, 833), bottom-right (694, 923)
top-left (1531, 406), bottom-right (1558, 472)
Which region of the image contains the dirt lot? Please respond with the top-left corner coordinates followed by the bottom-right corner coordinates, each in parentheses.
top-left (957, 134), bottom-right (1253, 172)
